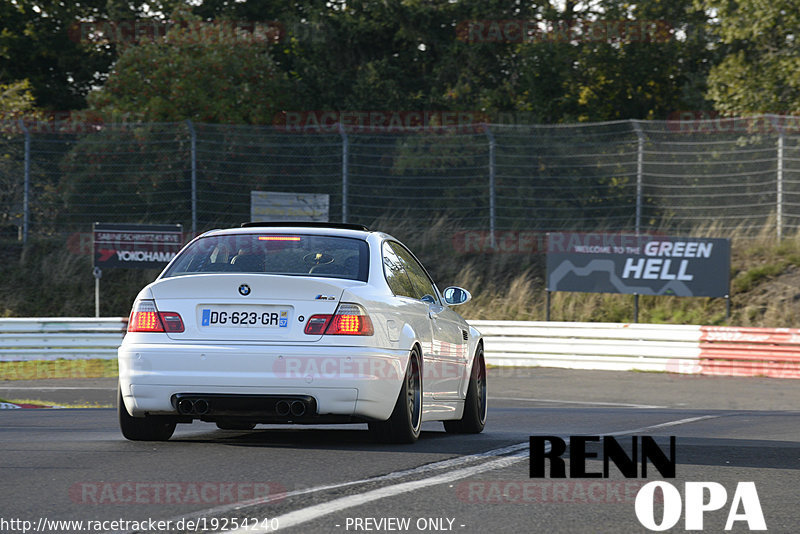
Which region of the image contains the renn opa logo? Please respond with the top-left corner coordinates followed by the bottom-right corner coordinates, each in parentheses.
top-left (530, 436), bottom-right (767, 531)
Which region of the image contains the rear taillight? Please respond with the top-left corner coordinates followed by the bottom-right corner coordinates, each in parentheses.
top-left (304, 303), bottom-right (373, 336)
top-left (128, 300), bottom-right (160, 332)
top-left (327, 312), bottom-right (373, 335)
top-left (159, 312), bottom-right (185, 332)
top-left (127, 300), bottom-right (185, 333)
top-left (304, 314), bottom-right (332, 335)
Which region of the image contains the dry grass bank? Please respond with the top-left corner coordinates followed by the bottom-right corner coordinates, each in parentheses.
top-left (3, 217), bottom-right (800, 327)
top-left (383, 216), bottom-right (800, 327)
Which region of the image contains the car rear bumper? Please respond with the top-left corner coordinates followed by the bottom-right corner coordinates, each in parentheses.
top-left (118, 342), bottom-right (409, 421)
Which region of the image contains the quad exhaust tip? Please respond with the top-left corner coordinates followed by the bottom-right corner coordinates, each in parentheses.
top-left (176, 396), bottom-right (309, 417)
top-left (275, 400), bottom-right (291, 417)
top-left (290, 400), bottom-right (306, 417)
top-left (275, 400), bottom-right (306, 417)
top-left (177, 398), bottom-right (194, 415)
top-left (193, 399), bottom-right (209, 415)
top-left (177, 398), bottom-right (210, 415)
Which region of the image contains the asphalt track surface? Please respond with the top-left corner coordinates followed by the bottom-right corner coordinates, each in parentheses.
top-left (0, 368), bottom-right (798, 534)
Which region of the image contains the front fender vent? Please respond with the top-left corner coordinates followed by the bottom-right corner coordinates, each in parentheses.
top-left (462, 329), bottom-right (469, 341)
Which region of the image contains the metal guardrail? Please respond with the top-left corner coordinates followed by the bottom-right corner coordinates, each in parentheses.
top-left (472, 320), bottom-right (800, 379)
top-left (0, 318), bottom-right (798, 378)
top-left (0, 318), bottom-right (126, 361)
top-left (470, 320), bottom-right (702, 373)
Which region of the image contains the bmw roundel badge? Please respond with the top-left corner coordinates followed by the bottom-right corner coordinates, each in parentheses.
top-left (238, 284), bottom-right (251, 296)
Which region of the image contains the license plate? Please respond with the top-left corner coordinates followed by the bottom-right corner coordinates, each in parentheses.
top-left (200, 307), bottom-right (290, 328)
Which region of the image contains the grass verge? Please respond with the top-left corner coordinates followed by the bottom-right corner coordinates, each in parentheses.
top-left (0, 397), bottom-right (113, 408)
top-left (0, 359), bottom-right (118, 381)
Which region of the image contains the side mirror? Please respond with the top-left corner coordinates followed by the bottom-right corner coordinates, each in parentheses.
top-left (443, 286), bottom-right (471, 306)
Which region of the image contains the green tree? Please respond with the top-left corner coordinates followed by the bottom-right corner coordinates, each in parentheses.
top-left (88, 7), bottom-right (294, 123)
top-left (702, 0), bottom-right (800, 114)
top-left (0, 0), bottom-right (114, 111)
top-left (0, 79), bottom-right (38, 116)
top-left (2, 0), bottom-right (720, 123)
top-left (484, 0), bottom-right (716, 122)
top-left (0, 80), bottom-right (66, 239)
top-left (0, 80), bottom-right (38, 233)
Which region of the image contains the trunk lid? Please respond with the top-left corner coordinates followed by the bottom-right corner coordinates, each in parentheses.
top-left (149, 273), bottom-right (360, 342)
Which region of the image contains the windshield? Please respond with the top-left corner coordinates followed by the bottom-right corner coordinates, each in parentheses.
top-left (162, 234), bottom-right (369, 281)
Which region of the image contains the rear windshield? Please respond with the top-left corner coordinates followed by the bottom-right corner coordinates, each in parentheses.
top-left (162, 234), bottom-right (369, 281)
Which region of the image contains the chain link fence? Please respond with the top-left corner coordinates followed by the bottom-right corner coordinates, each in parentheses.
top-left (2, 116), bottom-right (799, 242)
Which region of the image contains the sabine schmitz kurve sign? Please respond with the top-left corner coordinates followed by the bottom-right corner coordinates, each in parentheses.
top-left (545, 233), bottom-right (731, 298)
top-left (93, 222), bottom-right (183, 270)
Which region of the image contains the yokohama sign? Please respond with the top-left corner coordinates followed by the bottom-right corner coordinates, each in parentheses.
top-left (93, 223), bottom-right (183, 270)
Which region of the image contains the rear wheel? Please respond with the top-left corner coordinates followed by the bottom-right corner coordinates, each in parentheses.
top-left (118, 385), bottom-right (176, 441)
top-left (369, 347), bottom-right (422, 443)
top-left (444, 345), bottom-right (487, 434)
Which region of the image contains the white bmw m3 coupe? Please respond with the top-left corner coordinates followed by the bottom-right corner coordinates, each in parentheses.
top-left (118, 222), bottom-right (486, 443)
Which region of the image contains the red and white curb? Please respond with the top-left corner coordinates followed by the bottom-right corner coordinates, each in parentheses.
top-left (0, 401), bottom-right (60, 409)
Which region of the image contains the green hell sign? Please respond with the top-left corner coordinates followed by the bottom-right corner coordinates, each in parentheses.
top-left (546, 233), bottom-right (731, 298)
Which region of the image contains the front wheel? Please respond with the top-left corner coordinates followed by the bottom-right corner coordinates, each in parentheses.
top-left (369, 347), bottom-right (422, 443)
top-left (118, 385), bottom-right (176, 441)
top-left (444, 345), bottom-right (487, 434)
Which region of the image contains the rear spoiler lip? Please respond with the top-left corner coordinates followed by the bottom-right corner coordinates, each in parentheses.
top-left (241, 221), bottom-right (370, 231)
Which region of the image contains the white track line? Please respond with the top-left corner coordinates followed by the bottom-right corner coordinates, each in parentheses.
top-left (127, 441), bottom-right (530, 534)
top-left (229, 451), bottom-right (529, 533)
top-left (604, 415), bottom-right (720, 435)
top-left (223, 415), bottom-right (718, 534)
top-left (490, 396), bottom-right (666, 409)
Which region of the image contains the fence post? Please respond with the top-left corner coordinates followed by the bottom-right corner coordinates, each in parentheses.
top-left (777, 128), bottom-right (784, 242)
top-left (186, 120), bottom-right (197, 236)
top-left (485, 125), bottom-right (496, 247)
top-left (18, 120), bottom-right (30, 245)
top-left (338, 123), bottom-right (349, 223)
top-left (632, 120), bottom-right (644, 234)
